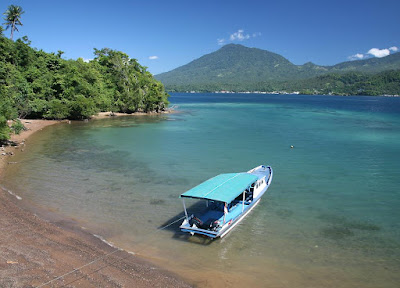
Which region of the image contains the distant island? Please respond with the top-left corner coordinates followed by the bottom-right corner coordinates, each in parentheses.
top-left (156, 44), bottom-right (400, 96)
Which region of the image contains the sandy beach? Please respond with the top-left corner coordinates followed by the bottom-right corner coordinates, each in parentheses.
top-left (0, 119), bottom-right (190, 288)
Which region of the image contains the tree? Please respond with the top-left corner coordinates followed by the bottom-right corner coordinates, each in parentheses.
top-left (3, 5), bottom-right (24, 40)
top-left (0, 91), bottom-right (16, 141)
top-left (0, 33), bottom-right (170, 121)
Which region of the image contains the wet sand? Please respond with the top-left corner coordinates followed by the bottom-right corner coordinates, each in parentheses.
top-left (0, 119), bottom-right (190, 288)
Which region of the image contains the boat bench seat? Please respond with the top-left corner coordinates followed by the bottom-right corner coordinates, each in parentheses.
top-left (194, 210), bottom-right (224, 229)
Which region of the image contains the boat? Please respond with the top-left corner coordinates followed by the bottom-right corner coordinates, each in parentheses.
top-left (179, 165), bottom-right (273, 238)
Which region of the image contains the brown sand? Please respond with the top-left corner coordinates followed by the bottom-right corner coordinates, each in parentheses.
top-left (0, 120), bottom-right (191, 288)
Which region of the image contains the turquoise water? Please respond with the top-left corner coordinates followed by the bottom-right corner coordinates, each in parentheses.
top-left (2, 93), bottom-right (400, 287)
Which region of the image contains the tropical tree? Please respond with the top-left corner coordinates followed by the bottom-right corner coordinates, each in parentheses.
top-left (3, 5), bottom-right (24, 40)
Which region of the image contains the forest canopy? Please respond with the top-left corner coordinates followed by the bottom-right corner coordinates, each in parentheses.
top-left (0, 30), bottom-right (169, 141)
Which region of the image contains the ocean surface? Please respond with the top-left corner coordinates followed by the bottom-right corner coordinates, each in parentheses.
top-left (2, 93), bottom-right (400, 287)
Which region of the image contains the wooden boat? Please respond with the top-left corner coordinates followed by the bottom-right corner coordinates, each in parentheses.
top-left (179, 165), bottom-right (273, 238)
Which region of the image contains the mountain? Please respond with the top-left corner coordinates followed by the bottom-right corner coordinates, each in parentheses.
top-left (156, 44), bottom-right (325, 85)
top-left (330, 52), bottom-right (400, 73)
top-left (155, 44), bottom-right (400, 94)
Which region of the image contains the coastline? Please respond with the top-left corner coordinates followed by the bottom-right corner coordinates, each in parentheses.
top-left (0, 119), bottom-right (60, 180)
top-left (91, 110), bottom-right (174, 120)
top-left (0, 119), bottom-right (190, 287)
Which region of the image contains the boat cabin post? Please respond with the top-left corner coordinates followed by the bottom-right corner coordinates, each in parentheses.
top-left (242, 190), bottom-right (245, 212)
top-left (182, 198), bottom-right (189, 222)
top-left (223, 202), bottom-right (228, 224)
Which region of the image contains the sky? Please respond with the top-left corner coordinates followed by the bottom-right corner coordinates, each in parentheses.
top-left (1, 0), bottom-right (399, 75)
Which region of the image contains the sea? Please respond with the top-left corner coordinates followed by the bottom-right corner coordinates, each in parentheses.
top-left (2, 93), bottom-right (400, 287)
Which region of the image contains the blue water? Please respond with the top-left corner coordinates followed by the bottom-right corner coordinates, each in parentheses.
top-left (2, 93), bottom-right (400, 287)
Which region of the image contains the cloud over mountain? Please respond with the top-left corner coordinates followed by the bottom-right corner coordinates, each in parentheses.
top-left (349, 53), bottom-right (365, 60)
top-left (217, 29), bottom-right (261, 45)
top-left (349, 46), bottom-right (398, 60)
top-left (368, 48), bottom-right (391, 58)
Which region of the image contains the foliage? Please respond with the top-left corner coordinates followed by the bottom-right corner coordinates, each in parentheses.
top-left (287, 70), bottom-right (400, 96)
top-left (0, 32), bottom-right (169, 140)
top-left (156, 44), bottom-right (400, 95)
top-left (3, 5), bottom-right (24, 40)
top-left (0, 115), bottom-right (10, 141)
top-left (0, 83), bottom-right (17, 141)
top-left (11, 119), bottom-right (25, 134)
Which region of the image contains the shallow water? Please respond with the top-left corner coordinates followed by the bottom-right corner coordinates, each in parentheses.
top-left (2, 93), bottom-right (400, 287)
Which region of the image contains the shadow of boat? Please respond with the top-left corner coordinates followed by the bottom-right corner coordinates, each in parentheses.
top-left (158, 201), bottom-right (215, 245)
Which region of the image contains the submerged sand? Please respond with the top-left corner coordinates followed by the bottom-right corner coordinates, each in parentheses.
top-left (0, 119), bottom-right (190, 287)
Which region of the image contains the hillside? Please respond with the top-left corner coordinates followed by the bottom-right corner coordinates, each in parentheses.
top-left (330, 52), bottom-right (400, 73)
top-left (155, 44), bottom-right (400, 95)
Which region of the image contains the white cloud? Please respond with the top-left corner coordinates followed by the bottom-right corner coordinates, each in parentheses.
top-left (349, 45), bottom-right (398, 61)
top-left (148, 56), bottom-right (159, 60)
top-left (368, 48), bottom-right (390, 58)
top-left (82, 58), bottom-right (92, 63)
top-left (349, 53), bottom-right (365, 60)
top-left (230, 29), bottom-right (250, 41)
top-left (218, 29), bottom-right (261, 45)
top-left (217, 38), bottom-right (225, 45)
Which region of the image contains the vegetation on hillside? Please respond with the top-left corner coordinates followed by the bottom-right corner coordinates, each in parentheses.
top-left (165, 70), bottom-right (400, 96)
top-left (156, 44), bottom-right (400, 95)
top-left (0, 6), bottom-right (169, 141)
top-left (290, 70), bottom-right (400, 96)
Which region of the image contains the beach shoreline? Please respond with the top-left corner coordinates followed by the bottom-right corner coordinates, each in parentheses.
top-left (0, 118), bottom-right (190, 287)
top-left (0, 119), bottom-right (60, 180)
top-left (91, 109), bottom-right (175, 120)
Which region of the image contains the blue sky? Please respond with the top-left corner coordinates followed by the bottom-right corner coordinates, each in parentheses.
top-left (1, 0), bottom-right (399, 75)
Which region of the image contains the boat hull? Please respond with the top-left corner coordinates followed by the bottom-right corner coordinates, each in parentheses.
top-left (219, 197), bottom-right (261, 238)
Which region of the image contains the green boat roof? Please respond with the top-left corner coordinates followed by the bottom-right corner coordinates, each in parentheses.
top-left (180, 173), bottom-right (258, 203)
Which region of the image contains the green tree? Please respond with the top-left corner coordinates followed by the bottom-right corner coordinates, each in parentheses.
top-left (3, 5), bottom-right (24, 40)
top-left (0, 90), bottom-right (16, 141)
top-left (11, 119), bottom-right (25, 134)
top-left (69, 94), bottom-right (97, 120)
top-left (0, 32), bottom-right (169, 122)
top-left (0, 115), bottom-right (10, 141)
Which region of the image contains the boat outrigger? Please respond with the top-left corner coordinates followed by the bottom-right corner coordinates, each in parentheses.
top-left (179, 165), bottom-right (273, 238)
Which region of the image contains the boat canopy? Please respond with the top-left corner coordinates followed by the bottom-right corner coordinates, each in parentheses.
top-left (180, 173), bottom-right (258, 203)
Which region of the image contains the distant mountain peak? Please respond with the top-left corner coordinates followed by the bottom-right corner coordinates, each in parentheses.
top-left (156, 45), bottom-right (400, 91)
top-left (220, 43), bottom-right (245, 48)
